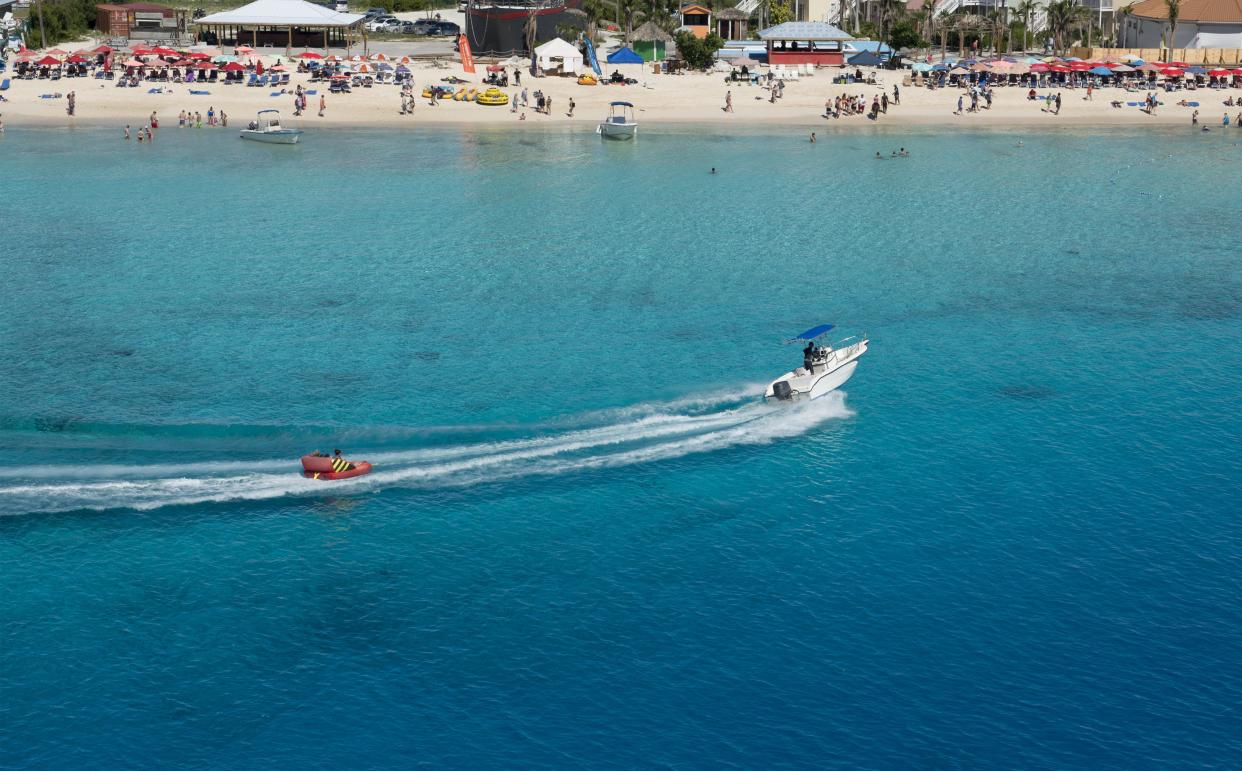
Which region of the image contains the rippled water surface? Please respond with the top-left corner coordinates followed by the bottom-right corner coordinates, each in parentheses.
top-left (3, 125), bottom-right (1242, 767)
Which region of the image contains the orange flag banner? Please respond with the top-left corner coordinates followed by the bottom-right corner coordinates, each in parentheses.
top-left (459, 34), bottom-right (475, 74)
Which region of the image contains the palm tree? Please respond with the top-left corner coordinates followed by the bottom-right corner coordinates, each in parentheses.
top-left (1115, 2), bottom-right (1134, 47)
top-left (1015, 0), bottom-right (1036, 52)
top-left (1164, 0), bottom-right (1181, 57)
top-left (1044, 0), bottom-right (1087, 54)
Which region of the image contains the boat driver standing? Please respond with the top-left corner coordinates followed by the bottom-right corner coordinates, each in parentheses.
top-left (803, 341), bottom-right (816, 372)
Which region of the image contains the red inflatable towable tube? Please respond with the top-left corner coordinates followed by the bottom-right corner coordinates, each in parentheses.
top-left (301, 454), bottom-right (373, 480)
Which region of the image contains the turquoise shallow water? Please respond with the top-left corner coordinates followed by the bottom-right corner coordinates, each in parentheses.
top-left (2, 124), bottom-right (1242, 766)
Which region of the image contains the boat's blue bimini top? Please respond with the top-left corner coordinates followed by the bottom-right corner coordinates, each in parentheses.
top-left (789, 323), bottom-right (834, 342)
top-left (610, 101), bottom-right (634, 107)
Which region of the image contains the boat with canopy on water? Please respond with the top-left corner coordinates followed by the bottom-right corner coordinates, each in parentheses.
top-left (240, 109), bottom-right (303, 144)
top-left (598, 101), bottom-right (637, 139)
top-left (764, 324), bottom-right (868, 402)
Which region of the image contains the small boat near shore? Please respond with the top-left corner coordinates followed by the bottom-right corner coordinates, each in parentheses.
top-left (765, 324), bottom-right (868, 402)
top-left (240, 109), bottom-right (302, 144)
top-left (598, 101), bottom-right (637, 140)
top-left (301, 453), bottom-right (372, 480)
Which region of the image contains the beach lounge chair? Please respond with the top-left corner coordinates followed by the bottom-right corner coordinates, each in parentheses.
top-left (246, 73), bottom-right (258, 86)
top-left (189, 89), bottom-right (210, 95)
top-left (0, 79), bottom-right (8, 91)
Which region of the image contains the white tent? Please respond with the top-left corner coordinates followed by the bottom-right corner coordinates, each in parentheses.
top-left (197, 0), bottom-right (363, 28)
top-left (535, 38), bottom-right (583, 75)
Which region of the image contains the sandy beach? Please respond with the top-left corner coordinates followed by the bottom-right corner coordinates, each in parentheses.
top-left (3, 48), bottom-right (1237, 132)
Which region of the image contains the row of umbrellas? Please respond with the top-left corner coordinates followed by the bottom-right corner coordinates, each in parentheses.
top-left (911, 56), bottom-right (1242, 79)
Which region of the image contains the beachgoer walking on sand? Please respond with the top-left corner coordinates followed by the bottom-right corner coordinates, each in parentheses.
top-left (514, 68), bottom-right (521, 86)
top-left (725, 90), bottom-right (733, 113)
top-left (319, 95), bottom-right (326, 117)
top-left (893, 84), bottom-right (900, 105)
top-left (207, 106), bottom-right (215, 126)
top-left (955, 95), bottom-right (963, 115)
top-left (1086, 83), bottom-right (1093, 101)
top-left (1192, 109), bottom-right (1198, 126)
top-left (150, 111), bottom-right (158, 129)
top-left (220, 110), bottom-right (227, 127)
top-left (546, 95), bottom-right (552, 115)
top-left (178, 110), bottom-right (186, 127)
top-left (567, 98), bottom-right (574, 117)
top-left (1054, 92), bottom-right (1062, 114)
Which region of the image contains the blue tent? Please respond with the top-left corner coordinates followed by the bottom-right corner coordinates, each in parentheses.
top-left (848, 50), bottom-right (883, 66)
top-left (607, 46), bottom-right (645, 65)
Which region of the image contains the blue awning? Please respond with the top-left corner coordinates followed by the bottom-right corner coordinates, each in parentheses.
top-left (606, 46), bottom-right (644, 65)
top-left (793, 323), bottom-right (834, 340)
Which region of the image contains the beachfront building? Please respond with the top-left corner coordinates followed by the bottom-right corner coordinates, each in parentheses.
top-left (194, 0), bottom-right (365, 53)
top-left (96, 2), bottom-right (182, 42)
top-left (1118, 0), bottom-right (1242, 48)
top-left (759, 21), bottom-right (852, 66)
top-left (678, 4), bottom-right (711, 38)
top-left (715, 8), bottom-right (751, 41)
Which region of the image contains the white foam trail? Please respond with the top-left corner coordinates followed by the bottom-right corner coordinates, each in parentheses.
top-left (0, 390), bottom-right (851, 515)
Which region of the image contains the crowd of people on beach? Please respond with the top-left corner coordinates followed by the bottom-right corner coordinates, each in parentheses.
top-left (823, 86), bottom-right (898, 120)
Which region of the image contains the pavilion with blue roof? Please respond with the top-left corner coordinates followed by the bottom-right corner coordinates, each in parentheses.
top-left (758, 21), bottom-right (853, 66)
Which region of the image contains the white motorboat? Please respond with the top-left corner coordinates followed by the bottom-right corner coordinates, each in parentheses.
top-left (240, 109), bottom-right (303, 144)
top-left (598, 101), bottom-right (637, 140)
top-left (765, 323), bottom-right (868, 402)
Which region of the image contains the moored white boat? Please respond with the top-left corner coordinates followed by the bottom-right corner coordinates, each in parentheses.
top-left (764, 324), bottom-right (868, 402)
top-left (598, 101), bottom-right (637, 140)
top-left (240, 109), bottom-right (302, 144)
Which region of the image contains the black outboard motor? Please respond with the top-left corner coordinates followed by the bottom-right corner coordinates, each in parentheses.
top-left (772, 381), bottom-right (793, 401)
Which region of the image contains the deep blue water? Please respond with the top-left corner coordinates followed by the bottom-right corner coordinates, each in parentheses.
top-left (3, 125), bottom-right (1242, 767)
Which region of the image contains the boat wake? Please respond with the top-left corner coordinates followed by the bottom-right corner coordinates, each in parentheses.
top-left (0, 387), bottom-right (852, 515)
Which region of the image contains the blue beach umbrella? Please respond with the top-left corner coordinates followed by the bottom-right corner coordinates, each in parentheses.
top-left (1187, 65), bottom-right (1207, 74)
top-left (910, 62), bottom-right (932, 72)
top-left (1089, 66), bottom-right (1113, 76)
top-left (931, 63), bottom-right (949, 71)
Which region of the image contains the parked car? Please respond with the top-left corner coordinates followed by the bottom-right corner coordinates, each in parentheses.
top-left (364, 7), bottom-right (387, 17)
top-left (429, 21), bottom-right (460, 36)
top-left (409, 18), bottom-right (437, 34)
top-left (366, 15), bottom-right (399, 31)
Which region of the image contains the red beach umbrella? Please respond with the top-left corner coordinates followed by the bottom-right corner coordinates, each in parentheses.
top-left (131, 45), bottom-right (154, 55)
top-left (93, 45), bottom-right (113, 54)
top-left (298, 51), bottom-right (324, 59)
top-left (221, 61), bottom-right (246, 71)
top-left (1161, 67), bottom-right (1184, 77)
top-left (194, 61), bottom-right (217, 70)
top-left (66, 54), bottom-right (88, 63)
top-left (35, 55), bottom-right (62, 66)
top-left (1169, 60), bottom-right (1188, 67)
top-left (1029, 63), bottom-right (1050, 72)
top-left (1069, 61), bottom-right (1091, 71)
top-left (43, 47), bottom-right (68, 56)
top-left (1050, 64), bottom-right (1071, 72)
top-left (1232, 69), bottom-right (1242, 76)
top-left (1208, 68), bottom-right (1229, 76)
top-left (152, 46), bottom-right (178, 56)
